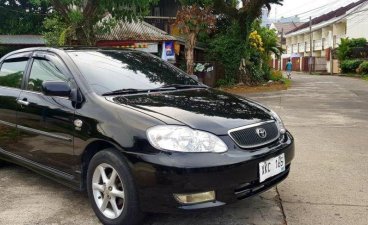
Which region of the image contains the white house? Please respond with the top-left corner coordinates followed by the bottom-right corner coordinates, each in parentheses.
top-left (280, 0), bottom-right (368, 73)
top-left (269, 22), bottom-right (304, 70)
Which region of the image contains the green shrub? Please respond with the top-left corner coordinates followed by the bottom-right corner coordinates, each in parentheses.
top-left (340, 59), bottom-right (363, 73)
top-left (207, 23), bottom-right (245, 84)
top-left (262, 63), bottom-right (272, 80)
top-left (337, 38), bottom-right (367, 61)
top-left (349, 38), bottom-right (367, 47)
top-left (270, 70), bottom-right (283, 81)
top-left (357, 61), bottom-right (368, 75)
top-left (216, 76), bottom-right (236, 87)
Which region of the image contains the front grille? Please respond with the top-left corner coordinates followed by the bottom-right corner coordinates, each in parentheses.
top-left (229, 121), bottom-right (280, 148)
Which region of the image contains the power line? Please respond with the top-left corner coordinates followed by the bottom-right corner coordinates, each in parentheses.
top-left (277, 0), bottom-right (342, 19)
top-left (342, 5), bottom-right (368, 29)
top-left (334, 1), bottom-right (368, 23)
top-left (298, 0), bottom-right (367, 23)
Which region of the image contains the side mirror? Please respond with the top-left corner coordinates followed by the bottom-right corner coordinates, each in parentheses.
top-left (42, 81), bottom-right (71, 97)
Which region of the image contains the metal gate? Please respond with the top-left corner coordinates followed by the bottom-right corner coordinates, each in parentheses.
top-left (301, 57), bottom-right (327, 72)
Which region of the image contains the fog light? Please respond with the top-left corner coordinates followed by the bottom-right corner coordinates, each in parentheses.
top-left (174, 191), bottom-right (215, 204)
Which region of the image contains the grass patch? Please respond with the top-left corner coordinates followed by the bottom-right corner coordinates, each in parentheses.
top-left (339, 73), bottom-right (368, 81)
top-left (220, 80), bottom-right (292, 94)
top-left (281, 78), bottom-right (292, 88)
top-left (339, 73), bottom-right (361, 77)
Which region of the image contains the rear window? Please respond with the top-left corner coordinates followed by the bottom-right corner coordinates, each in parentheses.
top-left (68, 50), bottom-right (198, 95)
top-left (0, 58), bottom-right (28, 89)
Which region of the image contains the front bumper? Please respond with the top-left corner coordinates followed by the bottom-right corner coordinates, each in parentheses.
top-left (130, 132), bottom-right (295, 213)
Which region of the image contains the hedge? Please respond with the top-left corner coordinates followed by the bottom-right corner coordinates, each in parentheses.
top-left (357, 61), bottom-right (368, 75)
top-left (340, 59), bottom-right (364, 73)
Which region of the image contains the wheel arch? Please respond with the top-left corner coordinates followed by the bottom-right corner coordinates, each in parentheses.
top-left (80, 139), bottom-right (123, 190)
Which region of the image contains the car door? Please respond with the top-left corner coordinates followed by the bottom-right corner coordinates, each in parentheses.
top-left (0, 53), bottom-right (30, 154)
top-left (16, 52), bottom-right (76, 174)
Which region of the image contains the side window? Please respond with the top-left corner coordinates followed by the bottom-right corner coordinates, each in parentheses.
top-left (0, 58), bottom-right (28, 88)
top-left (27, 58), bottom-right (69, 92)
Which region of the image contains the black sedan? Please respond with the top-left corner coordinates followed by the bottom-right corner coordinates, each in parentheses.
top-left (0, 47), bottom-right (294, 225)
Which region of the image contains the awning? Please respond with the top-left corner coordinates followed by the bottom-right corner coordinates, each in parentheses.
top-left (96, 20), bottom-right (176, 43)
top-left (0, 35), bottom-right (46, 46)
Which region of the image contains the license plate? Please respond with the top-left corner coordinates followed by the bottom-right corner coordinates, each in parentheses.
top-left (259, 154), bottom-right (285, 182)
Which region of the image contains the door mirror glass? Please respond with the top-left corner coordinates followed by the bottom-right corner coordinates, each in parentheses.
top-left (42, 81), bottom-right (71, 97)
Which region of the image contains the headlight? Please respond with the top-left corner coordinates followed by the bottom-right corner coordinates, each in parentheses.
top-left (270, 110), bottom-right (286, 134)
top-left (146, 125), bottom-right (228, 153)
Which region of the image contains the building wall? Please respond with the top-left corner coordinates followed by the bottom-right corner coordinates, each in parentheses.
top-left (281, 2), bottom-right (368, 73)
top-left (145, 0), bottom-right (181, 33)
top-left (284, 19), bottom-right (349, 73)
top-left (346, 2), bottom-right (368, 39)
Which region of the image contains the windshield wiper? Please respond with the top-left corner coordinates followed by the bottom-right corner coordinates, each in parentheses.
top-left (102, 89), bottom-right (149, 96)
top-left (102, 84), bottom-right (208, 96)
top-left (159, 84), bottom-right (208, 89)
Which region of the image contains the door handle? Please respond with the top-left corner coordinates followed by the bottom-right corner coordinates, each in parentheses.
top-left (17, 99), bottom-right (30, 106)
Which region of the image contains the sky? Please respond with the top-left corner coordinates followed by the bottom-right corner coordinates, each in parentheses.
top-left (269, 0), bottom-right (358, 21)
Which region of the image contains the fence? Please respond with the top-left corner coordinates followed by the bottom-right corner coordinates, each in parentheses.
top-left (272, 57), bottom-right (328, 73)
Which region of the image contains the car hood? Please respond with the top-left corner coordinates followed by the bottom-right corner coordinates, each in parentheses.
top-left (109, 88), bottom-right (273, 135)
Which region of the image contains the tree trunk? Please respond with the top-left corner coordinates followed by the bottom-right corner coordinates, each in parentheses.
top-left (185, 32), bottom-right (196, 75)
top-left (75, 21), bottom-right (95, 46)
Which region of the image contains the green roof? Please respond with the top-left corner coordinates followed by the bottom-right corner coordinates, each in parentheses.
top-left (0, 35), bottom-right (46, 46)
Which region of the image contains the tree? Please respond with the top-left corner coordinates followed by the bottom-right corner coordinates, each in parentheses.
top-left (37, 0), bottom-right (157, 46)
top-left (0, 0), bottom-right (49, 34)
top-left (337, 38), bottom-right (367, 61)
top-left (0, 0), bottom-right (50, 56)
top-left (175, 0), bottom-right (216, 75)
top-left (207, 19), bottom-right (282, 86)
top-left (252, 20), bottom-right (282, 80)
top-left (207, 22), bottom-right (244, 86)
top-left (213, 0), bottom-right (283, 84)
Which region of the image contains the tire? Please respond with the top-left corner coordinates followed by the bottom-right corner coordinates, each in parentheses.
top-left (87, 148), bottom-right (144, 225)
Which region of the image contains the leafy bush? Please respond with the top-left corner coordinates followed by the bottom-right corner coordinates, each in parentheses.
top-left (207, 20), bottom-right (280, 86)
top-left (0, 46), bottom-right (19, 58)
top-left (357, 61), bottom-right (368, 75)
top-left (262, 63), bottom-right (272, 80)
top-left (207, 23), bottom-right (245, 85)
top-left (337, 38), bottom-right (367, 61)
top-left (270, 70), bottom-right (283, 81)
top-left (348, 38), bottom-right (367, 47)
top-left (216, 77), bottom-right (236, 87)
top-left (340, 60), bottom-right (363, 73)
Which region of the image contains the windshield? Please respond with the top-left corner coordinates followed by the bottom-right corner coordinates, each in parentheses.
top-left (68, 50), bottom-right (199, 95)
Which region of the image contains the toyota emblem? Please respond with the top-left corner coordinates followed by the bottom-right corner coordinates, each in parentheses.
top-left (256, 128), bottom-right (267, 138)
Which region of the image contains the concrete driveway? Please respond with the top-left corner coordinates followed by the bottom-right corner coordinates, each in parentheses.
top-left (0, 74), bottom-right (367, 225)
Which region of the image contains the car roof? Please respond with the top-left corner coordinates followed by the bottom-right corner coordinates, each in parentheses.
top-left (6, 46), bottom-right (134, 56)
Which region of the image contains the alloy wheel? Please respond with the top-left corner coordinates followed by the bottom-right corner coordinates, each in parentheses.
top-left (92, 163), bottom-right (125, 219)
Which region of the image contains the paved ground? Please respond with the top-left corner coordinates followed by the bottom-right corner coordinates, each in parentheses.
top-left (0, 73), bottom-right (367, 225)
top-left (245, 74), bottom-right (368, 225)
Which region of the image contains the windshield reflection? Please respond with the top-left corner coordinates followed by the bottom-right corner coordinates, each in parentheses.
top-left (113, 89), bottom-right (271, 121)
top-left (68, 50), bottom-right (198, 95)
